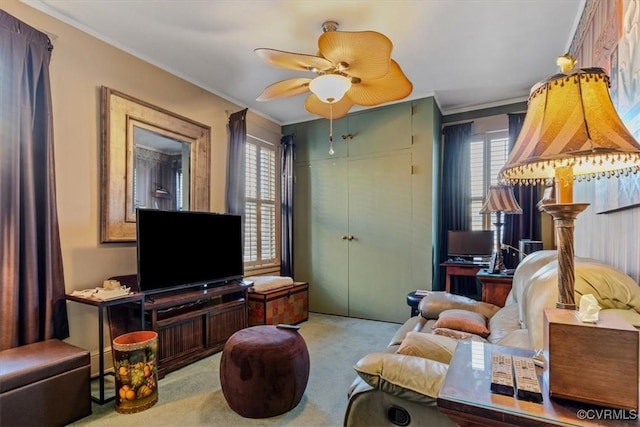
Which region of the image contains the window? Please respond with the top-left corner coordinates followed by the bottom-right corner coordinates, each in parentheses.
top-left (244, 135), bottom-right (280, 271)
top-left (469, 129), bottom-right (509, 244)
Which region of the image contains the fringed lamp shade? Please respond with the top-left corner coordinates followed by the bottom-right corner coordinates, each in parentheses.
top-left (479, 185), bottom-right (522, 273)
top-left (498, 59), bottom-right (640, 309)
top-left (499, 67), bottom-right (640, 193)
top-left (480, 185), bottom-right (523, 214)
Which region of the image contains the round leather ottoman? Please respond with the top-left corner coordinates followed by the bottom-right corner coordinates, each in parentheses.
top-left (220, 325), bottom-right (310, 418)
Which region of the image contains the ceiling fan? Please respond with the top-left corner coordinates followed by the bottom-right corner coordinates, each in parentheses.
top-left (255, 21), bottom-right (413, 122)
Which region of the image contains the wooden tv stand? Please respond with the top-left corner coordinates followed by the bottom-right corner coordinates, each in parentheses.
top-left (143, 281), bottom-right (249, 378)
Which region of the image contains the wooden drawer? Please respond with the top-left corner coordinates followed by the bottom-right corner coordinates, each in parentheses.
top-left (248, 282), bottom-right (309, 326)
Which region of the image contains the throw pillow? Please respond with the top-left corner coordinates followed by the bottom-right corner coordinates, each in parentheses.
top-left (396, 332), bottom-right (457, 364)
top-left (354, 352), bottom-right (448, 403)
top-left (432, 328), bottom-right (487, 342)
top-left (431, 309), bottom-right (490, 338)
top-left (418, 291), bottom-right (500, 320)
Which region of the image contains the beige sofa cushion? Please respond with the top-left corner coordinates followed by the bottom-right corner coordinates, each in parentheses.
top-left (487, 303), bottom-right (521, 344)
top-left (354, 352), bottom-right (448, 403)
top-left (505, 250), bottom-right (559, 326)
top-left (396, 332), bottom-right (458, 364)
top-left (494, 329), bottom-right (532, 349)
top-left (572, 260), bottom-right (640, 310)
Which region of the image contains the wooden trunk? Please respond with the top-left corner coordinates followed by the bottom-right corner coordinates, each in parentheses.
top-left (543, 308), bottom-right (639, 411)
top-left (248, 282), bottom-right (309, 326)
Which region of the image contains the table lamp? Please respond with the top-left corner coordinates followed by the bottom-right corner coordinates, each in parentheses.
top-left (499, 54), bottom-right (640, 309)
top-left (479, 185), bottom-right (522, 273)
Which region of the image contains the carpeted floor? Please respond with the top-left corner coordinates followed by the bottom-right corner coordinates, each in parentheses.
top-left (71, 312), bottom-right (401, 426)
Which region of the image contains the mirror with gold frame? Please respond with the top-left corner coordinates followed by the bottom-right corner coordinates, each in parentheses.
top-left (101, 87), bottom-right (211, 242)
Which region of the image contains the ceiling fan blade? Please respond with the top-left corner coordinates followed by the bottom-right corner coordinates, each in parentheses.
top-left (318, 31), bottom-right (393, 80)
top-left (256, 78), bottom-right (312, 101)
top-left (255, 48), bottom-right (333, 72)
top-left (347, 60), bottom-right (413, 106)
top-left (304, 94), bottom-right (354, 119)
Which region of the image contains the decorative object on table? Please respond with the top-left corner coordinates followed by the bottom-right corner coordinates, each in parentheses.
top-left (577, 294), bottom-right (600, 323)
top-left (254, 20), bottom-right (412, 154)
top-left (112, 331), bottom-right (159, 414)
top-left (499, 53), bottom-right (640, 310)
top-left (479, 185), bottom-right (522, 273)
top-left (70, 285), bottom-right (132, 301)
top-left (102, 279), bottom-right (121, 290)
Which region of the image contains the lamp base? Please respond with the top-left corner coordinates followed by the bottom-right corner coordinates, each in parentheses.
top-left (554, 302), bottom-right (576, 310)
top-left (541, 203), bottom-right (589, 309)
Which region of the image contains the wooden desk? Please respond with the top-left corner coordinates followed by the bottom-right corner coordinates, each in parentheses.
top-left (476, 269), bottom-right (513, 307)
top-left (438, 341), bottom-right (640, 426)
top-left (440, 261), bottom-right (485, 294)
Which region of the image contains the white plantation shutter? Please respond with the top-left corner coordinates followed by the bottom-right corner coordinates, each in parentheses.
top-left (244, 135), bottom-right (279, 270)
top-left (470, 131), bottom-right (509, 248)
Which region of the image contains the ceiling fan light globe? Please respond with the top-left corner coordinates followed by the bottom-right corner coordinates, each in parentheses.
top-left (309, 74), bottom-right (351, 103)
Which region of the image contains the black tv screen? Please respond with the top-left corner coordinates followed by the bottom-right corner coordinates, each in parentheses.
top-left (136, 209), bottom-right (243, 295)
top-left (447, 230), bottom-right (494, 258)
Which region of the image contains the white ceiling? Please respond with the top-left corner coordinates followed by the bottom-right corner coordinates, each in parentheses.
top-left (24, 0), bottom-right (585, 125)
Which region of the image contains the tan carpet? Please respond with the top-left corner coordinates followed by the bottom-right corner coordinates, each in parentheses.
top-left (71, 312), bottom-right (401, 426)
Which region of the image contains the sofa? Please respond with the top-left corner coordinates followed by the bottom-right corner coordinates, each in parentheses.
top-left (343, 250), bottom-right (640, 426)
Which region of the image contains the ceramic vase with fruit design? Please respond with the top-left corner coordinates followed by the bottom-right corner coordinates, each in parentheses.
top-left (112, 331), bottom-right (159, 413)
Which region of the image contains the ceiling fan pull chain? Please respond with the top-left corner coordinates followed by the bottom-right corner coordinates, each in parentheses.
top-left (328, 103), bottom-right (335, 155)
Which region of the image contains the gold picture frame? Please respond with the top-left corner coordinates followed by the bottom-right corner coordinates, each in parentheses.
top-left (100, 87), bottom-right (211, 242)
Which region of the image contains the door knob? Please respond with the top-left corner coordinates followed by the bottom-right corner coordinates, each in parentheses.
top-left (347, 235), bottom-right (354, 241)
top-left (341, 235), bottom-right (348, 240)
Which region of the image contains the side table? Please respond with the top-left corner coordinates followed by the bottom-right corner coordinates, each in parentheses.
top-left (66, 292), bottom-right (145, 404)
top-left (475, 269), bottom-right (513, 307)
top-left (437, 341), bottom-right (638, 426)
top-left (440, 261), bottom-right (485, 294)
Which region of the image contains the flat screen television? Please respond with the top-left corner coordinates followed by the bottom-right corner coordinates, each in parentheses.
top-left (136, 209), bottom-right (243, 295)
top-left (447, 230), bottom-right (494, 259)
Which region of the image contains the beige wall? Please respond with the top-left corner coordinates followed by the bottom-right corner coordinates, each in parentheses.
top-left (3, 0), bottom-right (281, 363)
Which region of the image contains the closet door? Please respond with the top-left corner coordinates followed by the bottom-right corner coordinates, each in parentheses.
top-left (347, 152), bottom-right (413, 323)
top-left (294, 158), bottom-right (349, 316)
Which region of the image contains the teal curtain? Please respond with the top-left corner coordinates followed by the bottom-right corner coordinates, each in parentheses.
top-left (0, 11), bottom-right (69, 349)
top-left (503, 113), bottom-right (541, 269)
top-left (280, 134), bottom-right (295, 277)
top-left (438, 122), bottom-right (473, 292)
top-left (226, 108), bottom-right (248, 216)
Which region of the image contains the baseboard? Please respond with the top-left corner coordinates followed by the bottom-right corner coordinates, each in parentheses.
top-left (90, 346), bottom-right (114, 378)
